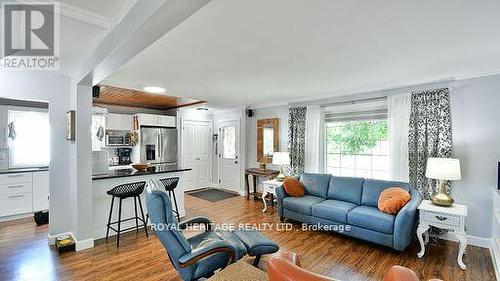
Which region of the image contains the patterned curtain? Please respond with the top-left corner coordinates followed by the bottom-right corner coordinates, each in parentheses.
top-left (288, 107), bottom-right (307, 176)
top-left (408, 88), bottom-right (452, 199)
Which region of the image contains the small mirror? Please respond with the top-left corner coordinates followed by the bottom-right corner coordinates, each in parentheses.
top-left (257, 118), bottom-right (279, 163)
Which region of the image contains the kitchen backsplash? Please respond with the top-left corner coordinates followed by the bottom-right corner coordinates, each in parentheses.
top-left (0, 149), bottom-right (8, 170)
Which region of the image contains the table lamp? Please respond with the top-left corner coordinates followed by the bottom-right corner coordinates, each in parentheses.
top-left (425, 157), bottom-right (461, 207)
top-left (273, 152), bottom-right (290, 181)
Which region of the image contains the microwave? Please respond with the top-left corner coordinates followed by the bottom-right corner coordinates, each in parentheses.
top-left (105, 130), bottom-right (131, 146)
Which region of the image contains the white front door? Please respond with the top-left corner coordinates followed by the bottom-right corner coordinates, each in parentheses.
top-left (218, 119), bottom-right (240, 193)
top-left (182, 119), bottom-right (212, 191)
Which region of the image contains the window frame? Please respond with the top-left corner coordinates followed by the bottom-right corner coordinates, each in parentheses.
top-left (323, 117), bottom-right (389, 180)
top-left (7, 106), bottom-right (50, 168)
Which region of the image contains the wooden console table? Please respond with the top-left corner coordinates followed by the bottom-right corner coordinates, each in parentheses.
top-left (245, 168), bottom-right (279, 200)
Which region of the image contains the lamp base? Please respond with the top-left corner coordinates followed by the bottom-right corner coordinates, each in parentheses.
top-left (431, 192), bottom-right (454, 207)
top-left (275, 173), bottom-right (286, 182)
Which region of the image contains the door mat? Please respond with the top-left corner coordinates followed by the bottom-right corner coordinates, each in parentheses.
top-left (187, 189), bottom-right (239, 202)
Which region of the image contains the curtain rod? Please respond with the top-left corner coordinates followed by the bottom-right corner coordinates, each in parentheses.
top-left (290, 77), bottom-right (456, 108)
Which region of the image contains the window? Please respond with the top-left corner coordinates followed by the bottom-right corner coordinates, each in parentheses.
top-left (325, 119), bottom-right (389, 180)
top-left (8, 109), bottom-right (50, 168)
top-left (221, 125), bottom-right (236, 159)
top-left (263, 127), bottom-right (274, 157)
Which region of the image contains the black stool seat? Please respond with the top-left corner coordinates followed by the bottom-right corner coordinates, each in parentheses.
top-left (106, 181), bottom-right (148, 247)
top-left (159, 177), bottom-right (180, 221)
top-left (107, 181), bottom-right (145, 198)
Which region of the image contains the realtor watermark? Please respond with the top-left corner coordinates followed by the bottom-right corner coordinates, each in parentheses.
top-left (151, 222), bottom-right (352, 234)
top-left (2, 2), bottom-right (60, 70)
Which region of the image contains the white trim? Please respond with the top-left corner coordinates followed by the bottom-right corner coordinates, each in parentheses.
top-left (436, 232), bottom-right (491, 249)
top-left (0, 212), bottom-right (32, 222)
top-left (75, 238), bottom-right (94, 252)
top-left (19, 0), bottom-right (111, 29)
top-left (47, 231), bottom-right (73, 246)
top-left (248, 71), bottom-right (500, 109)
top-left (490, 238), bottom-right (500, 281)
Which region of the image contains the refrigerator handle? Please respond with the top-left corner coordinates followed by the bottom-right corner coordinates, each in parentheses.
top-left (157, 134), bottom-right (161, 161)
top-left (160, 134), bottom-right (163, 160)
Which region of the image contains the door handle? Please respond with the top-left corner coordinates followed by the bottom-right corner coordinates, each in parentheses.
top-left (8, 185), bottom-right (24, 189)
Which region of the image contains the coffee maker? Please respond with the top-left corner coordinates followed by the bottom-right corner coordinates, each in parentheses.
top-left (117, 148), bottom-right (132, 165)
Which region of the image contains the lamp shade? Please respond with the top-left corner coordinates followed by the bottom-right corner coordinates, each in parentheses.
top-left (425, 157), bottom-right (461, 181)
top-left (272, 152), bottom-right (290, 165)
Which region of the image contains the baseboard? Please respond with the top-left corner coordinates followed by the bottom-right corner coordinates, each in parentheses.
top-left (0, 212), bottom-right (33, 222)
top-left (75, 238), bottom-right (94, 252)
top-left (436, 232), bottom-right (491, 249)
top-left (491, 239), bottom-right (500, 281)
top-left (47, 231), bottom-right (73, 246)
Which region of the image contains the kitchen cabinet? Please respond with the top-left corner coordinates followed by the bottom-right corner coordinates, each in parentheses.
top-left (32, 171), bottom-right (49, 212)
top-left (106, 113), bottom-right (132, 131)
top-left (0, 106), bottom-right (8, 149)
top-left (0, 172), bottom-right (33, 217)
top-left (136, 114), bottom-right (175, 127)
top-left (0, 170), bottom-right (50, 219)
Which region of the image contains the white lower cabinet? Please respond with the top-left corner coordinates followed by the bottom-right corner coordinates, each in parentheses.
top-left (33, 171), bottom-right (49, 212)
top-left (0, 172), bottom-right (33, 217)
top-left (0, 170), bottom-right (49, 219)
top-left (0, 193), bottom-right (33, 217)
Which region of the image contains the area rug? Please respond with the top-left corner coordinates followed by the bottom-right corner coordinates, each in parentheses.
top-left (187, 189), bottom-right (239, 202)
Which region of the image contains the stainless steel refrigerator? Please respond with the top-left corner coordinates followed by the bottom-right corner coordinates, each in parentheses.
top-left (140, 127), bottom-right (178, 165)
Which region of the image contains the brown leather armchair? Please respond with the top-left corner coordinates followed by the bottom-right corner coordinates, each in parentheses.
top-left (267, 254), bottom-right (442, 281)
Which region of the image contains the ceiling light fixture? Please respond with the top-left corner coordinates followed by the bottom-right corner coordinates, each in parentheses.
top-left (143, 86), bottom-right (166, 94)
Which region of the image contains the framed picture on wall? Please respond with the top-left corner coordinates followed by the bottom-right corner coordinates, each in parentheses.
top-left (66, 110), bottom-right (75, 140)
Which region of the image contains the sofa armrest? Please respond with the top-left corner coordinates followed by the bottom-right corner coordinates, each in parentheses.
top-left (393, 189), bottom-right (422, 251)
top-left (275, 185), bottom-right (287, 217)
top-left (178, 240), bottom-right (238, 268)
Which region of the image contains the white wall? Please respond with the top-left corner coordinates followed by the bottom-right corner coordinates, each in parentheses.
top-left (451, 74), bottom-right (500, 239)
top-left (0, 71), bottom-right (74, 237)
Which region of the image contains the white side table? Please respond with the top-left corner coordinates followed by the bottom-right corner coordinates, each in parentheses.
top-left (261, 179), bottom-right (282, 213)
top-left (417, 200), bottom-right (468, 269)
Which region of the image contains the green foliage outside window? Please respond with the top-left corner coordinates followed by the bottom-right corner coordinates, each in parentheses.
top-left (326, 120), bottom-right (388, 155)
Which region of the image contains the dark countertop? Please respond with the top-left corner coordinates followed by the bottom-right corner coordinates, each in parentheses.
top-left (0, 166), bottom-right (49, 174)
top-left (92, 164), bottom-right (191, 180)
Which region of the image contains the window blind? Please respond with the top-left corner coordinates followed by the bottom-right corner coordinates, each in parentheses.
top-left (324, 98), bottom-right (388, 122)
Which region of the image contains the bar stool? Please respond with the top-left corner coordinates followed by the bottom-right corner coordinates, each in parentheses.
top-left (105, 181), bottom-right (148, 247)
top-left (159, 177), bottom-right (180, 222)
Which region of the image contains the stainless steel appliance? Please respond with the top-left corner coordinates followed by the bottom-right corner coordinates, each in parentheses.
top-left (105, 130), bottom-right (132, 146)
top-left (140, 126), bottom-right (177, 165)
top-left (117, 148), bottom-right (132, 165)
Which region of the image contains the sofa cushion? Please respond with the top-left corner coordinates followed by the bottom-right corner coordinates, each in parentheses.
top-left (348, 206), bottom-right (395, 234)
top-left (299, 173), bottom-right (331, 198)
top-left (361, 179), bottom-right (411, 207)
top-left (283, 177), bottom-right (305, 197)
top-left (378, 187), bottom-right (411, 214)
top-left (311, 199), bottom-right (358, 223)
top-left (282, 195), bottom-right (324, 215)
top-left (327, 176), bottom-right (364, 205)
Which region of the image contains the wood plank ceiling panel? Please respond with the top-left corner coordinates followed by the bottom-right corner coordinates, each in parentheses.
top-left (93, 85), bottom-right (204, 110)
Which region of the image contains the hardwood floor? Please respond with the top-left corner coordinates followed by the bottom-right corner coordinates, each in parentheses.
top-left (0, 194), bottom-right (495, 281)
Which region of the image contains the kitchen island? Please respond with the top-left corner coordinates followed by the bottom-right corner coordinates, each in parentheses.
top-left (92, 164), bottom-right (191, 239)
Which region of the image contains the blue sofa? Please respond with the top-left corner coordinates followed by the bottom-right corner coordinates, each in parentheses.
top-left (275, 173), bottom-right (422, 251)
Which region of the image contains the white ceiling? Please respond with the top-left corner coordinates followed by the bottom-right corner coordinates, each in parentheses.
top-left (0, 0), bottom-right (137, 76)
top-left (102, 0), bottom-right (500, 107)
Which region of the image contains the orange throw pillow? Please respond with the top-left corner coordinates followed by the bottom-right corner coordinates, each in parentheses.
top-left (378, 187), bottom-right (411, 214)
top-left (283, 177), bottom-right (305, 197)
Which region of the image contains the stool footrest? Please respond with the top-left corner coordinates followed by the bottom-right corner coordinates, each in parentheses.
top-left (108, 216), bottom-right (146, 226)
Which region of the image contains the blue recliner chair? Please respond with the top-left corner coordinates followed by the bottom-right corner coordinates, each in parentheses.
top-left (146, 190), bottom-right (248, 280)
